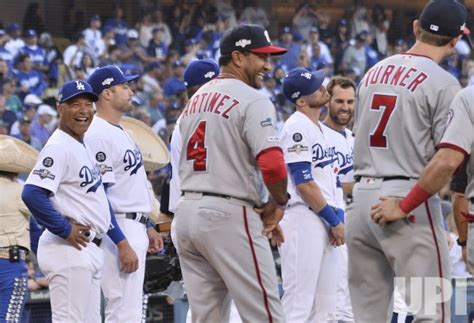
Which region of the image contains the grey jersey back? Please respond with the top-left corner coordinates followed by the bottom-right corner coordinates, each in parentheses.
top-left (178, 76), bottom-right (281, 205)
top-left (353, 53), bottom-right (461, 178)
top-left (439, 86), bottom-right (474, 200)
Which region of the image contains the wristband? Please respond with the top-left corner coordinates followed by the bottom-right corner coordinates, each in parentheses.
top-left (399, 183), bottom-right (432, 214)
top-left (456, 238), bottom-right (467, 247)
top-left (318, 204), bottom-right (341, 227)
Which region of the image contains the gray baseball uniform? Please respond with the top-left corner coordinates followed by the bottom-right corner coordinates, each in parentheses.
top-left (174, 75), bottom-right (284, 322)
top-left (438, 86), bottom-right (474, 273)
top-left (348, 53), bottom-right (461, 322)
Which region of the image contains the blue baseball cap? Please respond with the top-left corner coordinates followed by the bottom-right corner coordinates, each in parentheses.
top-left (6, 23), bottom-right (19, 33)
top-left (25, 29), bottom-right (36, 37)
top-left (58, 80), bottom-right (99, 104)
top-left (87, 65), bottom-right (140, 95)
top-left (90, 14), bottom-right (100, 22)
top-left (184, 59), bottom-right (220, 88)
top-left (283, 67), bottom-right (325, 103)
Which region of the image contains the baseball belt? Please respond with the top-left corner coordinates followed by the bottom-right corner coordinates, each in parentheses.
top-left (0, 247), bottom-right (27, 262)
top-left (116, 212), bottom-right (148, 225)
top-left (182, 191), bottom-right (233, 200)
top-left (354, 176), bottom-right (412, 183)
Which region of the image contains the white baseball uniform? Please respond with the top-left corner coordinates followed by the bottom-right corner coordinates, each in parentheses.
top-left (25, 129), bottom-right (110, 323)
top-left (279, 111), bottom-right (342, 322)
top-left (85, 115), bottom-right (154, 323)
top-left (322, 122), bottom-right (354, 322)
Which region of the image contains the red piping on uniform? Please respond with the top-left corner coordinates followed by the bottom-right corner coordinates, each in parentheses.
top-left (242, 206), bottom-right (273, 323)
top-left (424, 201), bottom-right (445, 323)
top-left (436, 143), bottom-right (469, 158)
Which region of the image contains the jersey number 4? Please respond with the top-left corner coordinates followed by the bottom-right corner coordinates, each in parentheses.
top-left (369, 94), bottom-right (398, 148)
top-left (186, 121), bottom-right (207, 171)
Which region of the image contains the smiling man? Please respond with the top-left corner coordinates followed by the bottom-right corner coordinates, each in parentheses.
top-left (174, 24), bottom-right (289, 322)
top-left (21, 80), bottom-right (126, 322)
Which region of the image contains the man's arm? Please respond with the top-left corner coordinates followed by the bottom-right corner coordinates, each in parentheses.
top-left (371, 148), bottom-right (465, 225)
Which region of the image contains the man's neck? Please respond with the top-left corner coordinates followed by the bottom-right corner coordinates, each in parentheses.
top-left (324, 117), bottom-right (345, 132)
top-left (96, 106), bottom-right (122, 125)
top-left (298, 106), bottom-right (320, 125)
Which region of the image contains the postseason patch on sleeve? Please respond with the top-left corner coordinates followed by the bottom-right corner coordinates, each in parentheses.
top-left (287, 144), bottom-right (308, 155)
top-left (33, 168), bottom-right (55, 180)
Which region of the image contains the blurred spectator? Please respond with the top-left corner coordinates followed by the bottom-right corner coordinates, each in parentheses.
top-left (0, 59), bottom-right (11, 83)
top-left (119, 29), bottom-right (155, 72)
top-left (371, 4), bottom-right (390, 57)
top-left (305, 27), bottom-right (333, 68)
top-left (77, 53), bottom-right (96, 78)
top-left (97, 26), bottom-right (116, 60)
top-left (317, 11), bottom-right (334, 46)
top-left (239, 0), bottom-right (269, 28)
top-left (132, 108), bottom-right (152, 126)
top-left (17, 29), bottom-right (48, 73)
top-left (146, 91), bottom-right (166, 125)
top-left (83, 14), bottom-right (102, 60)
top-left (38, 32), bottom-right (61, 87)
top-left (341, 31), bottom-right (368, 77)
top-left (14, 54), bottom-right (47, 98)
top-left (459, 73), bottom-right (469, 88)
top-left (0, 31), bottom-right (14, 69)
top-left (0, 95), bottom-right (17, 133)
top-left (13, 116), bottom-right (42, 150)
top-left (259, 73), bottom-right (277, 99)
top-left (332, 18), bottom-right (351, 74)
top-left (104, 4), bottom-right (130, 46)
top-left (63, 32), bottom-right (87, 69)
top-left (138, 14), bottom-right (157, 49)
top-left (443, 52), bottom-right (461, 79)
top-left (152, 10), bottom-right (173, 47)
top-left (98, 44), bottom-right (121, 67)
top-left (182, 39), bottom-right (199, 65)
top-left (10, 104), bottom-right (38, 137)
top-left (23, 93), bottom-right (42, 109)
top-left (351, 3), bottom-right (370, 37)
top-left (309, 42), bottom-right (330, 71)
top-left (297, 48), bottom-right (310, 68)
top-left (0, 121), bottom-right (8, 134)
top-left (215, 0), bottom-right (237, 29)
top-left (147, 27), bottom-right (168, 62)
top-left (30, 104), bottom-right (56, 147)
top-left (5, 23), bottom-right (24, 57)
top-left (22, 2), bottom-right (45, 35)
top-left (2, 79), bottom-right (22, 114)
top-left (142, 62), bottom-right (162, 95)
top-left (163, 60), bottom-right (186, 97)
top-left (365, 34), bottom-right (379, 70)
top-left (277, 27), bottom-right (301, 71)
top-left (391, 38), bottom-right (408, 55)
top-left (292, 4), bottom-right (319, 39)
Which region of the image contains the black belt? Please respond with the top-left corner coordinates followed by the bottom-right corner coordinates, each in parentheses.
top-left (354, 176), bottom-right (412, 183)
top-left (125, 212), bottom-right (148, 224)
top-left (92, 237), bottom-right (102, 247)
top-left (182, 191), bottom-right (233, 200)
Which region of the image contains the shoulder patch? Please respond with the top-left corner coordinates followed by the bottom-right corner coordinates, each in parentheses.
top-left (33, 169), bottom-right (55, 180)
top-left (292, 132), bottom-right (303, 142)
top-left (42, 157), bottom-right (54, 167)
top-left (96, 151), bottom-right (107, 162)
top-left (287, 144), bottom-right (308, 155)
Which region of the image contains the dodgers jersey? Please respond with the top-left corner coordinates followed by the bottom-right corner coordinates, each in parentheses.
top-left (438, 87), bottom-right (474, 200)
top-left (280, 111), bottom-right (340, 207)
top-left (25, 129), bottom-right (110, 234)
top-left (85, 116), bottom-right (153, 213)
top-left (322, 123), bottom-right (354, 184)
top-left (169, 116), bottom-right (182, 213)
top-left (178, 76), bottom-right (281, 205)
top-left (353, 53), bottom-right (461, 180)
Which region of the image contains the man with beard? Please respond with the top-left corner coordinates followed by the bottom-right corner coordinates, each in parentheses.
top-left (85, 65), bottom-right (163, 322)
top-left (279, 67), bottom-right (345, 322)
top-left (174, 24), bottom-right (288, 322)
top-left (321, 76), bottom-right (356, 322)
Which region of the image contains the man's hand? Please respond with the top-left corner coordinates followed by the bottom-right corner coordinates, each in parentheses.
top-left (117, 240), bottom-right (139, 273)
top-left (370, 197), bottom-right (408, 226)
top-left (147, 227), bottom-right (164, 254)
top-left (66, 223), bottom-right (91, 250)
top-left (254, 200), bottom-right (285, 238)
top-left (329, 223), bottom-right (345, 246)
top-left (265, 224), bottom-right (285, 247)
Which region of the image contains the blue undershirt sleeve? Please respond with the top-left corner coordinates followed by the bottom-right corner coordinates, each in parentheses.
top-left (288, 162), bottom-right (313, 185)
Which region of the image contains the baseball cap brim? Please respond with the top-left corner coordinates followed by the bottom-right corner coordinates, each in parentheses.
top-left (124, 74), bottom-right (140, 83)
top-left (61, 91), bottom-right (99, 103)
top-left (250, 45), bottom-right (288, 55)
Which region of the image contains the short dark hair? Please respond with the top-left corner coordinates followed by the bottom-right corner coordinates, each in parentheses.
top-left (218, 54), bottom-right (232, 67)
top-left (326, 76), bottom-right (356, 96)
top-left (17, 54), bottom-right (31, 64)
top-left (418, 26), bottom-right (454, 47)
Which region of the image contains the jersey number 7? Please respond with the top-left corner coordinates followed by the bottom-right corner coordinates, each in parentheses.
top-left (186, 120), bottom-right (207, 171)
top-left (369, 94), bottom-right (398, 148)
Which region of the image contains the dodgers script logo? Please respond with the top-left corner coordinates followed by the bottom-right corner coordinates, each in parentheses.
top-left (79, 165), bottom-right (102, 193)
top-left (123, 149), bottom-right (143, 175)
top-left (312, 143), bottom-right (338, 169)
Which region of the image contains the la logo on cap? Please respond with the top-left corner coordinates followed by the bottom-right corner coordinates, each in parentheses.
top-left (75, 80), bottom-right (85, 90)
top-left (301, 72), bottom-right (312, 80)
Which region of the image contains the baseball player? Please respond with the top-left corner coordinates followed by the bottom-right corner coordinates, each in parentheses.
top-left (321, 76), bottom-right (356, 322)
top-left (347, 1), bottom-right (468, 321)
top-left (21, 80), bottom-right (123, 322)
top-left (279, 67), bottom-right (345, 322)
top-left (174, 24), bottom-right (288, 323)
top-left (85, 65), bottom-right (163, 323)
top-left (0, 136), bottom-right (38, 322)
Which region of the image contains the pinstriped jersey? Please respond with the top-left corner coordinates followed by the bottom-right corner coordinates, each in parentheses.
top-left (439, 87), bottom-right (474, 200)
top-left (353, 53), bottom-right (461, 181)
top-left (178, 76), bottom-right (281, 205)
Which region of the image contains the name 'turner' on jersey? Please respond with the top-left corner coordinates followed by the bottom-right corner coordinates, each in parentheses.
top-left (181, 91), bottom-right (240, 120)
top-left (361, 64), bottom-right (428, 92)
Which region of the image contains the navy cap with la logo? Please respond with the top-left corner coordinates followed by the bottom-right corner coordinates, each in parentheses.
top-left (283, 67), bottom-right (326, 103)
top-left (58, 80), bottom-right (98, 104)
top-left (220, 24), bottom-right (288, 56)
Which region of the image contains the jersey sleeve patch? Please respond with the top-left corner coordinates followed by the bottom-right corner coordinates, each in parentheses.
top-left (32, 169), bottom-right (56, 180)
top-left (292, 132), bottom-right (303, 142)
top-left (287, 144), bottom-right (309, 154)
top-left (42, 157), bottom-right (54, 167)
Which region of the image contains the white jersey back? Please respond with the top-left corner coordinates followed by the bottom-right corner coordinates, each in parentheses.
top-left (353, 53), bottom-right (461, 179)
top-left (85, 116), bottom-right (153, 213)
top-left (178, 76), bottom-right (281, 205)
top-left (438, 87), bottom-right (474, 200)
top-left (280, 111), bottom-right (340, 207)
top-left (25, 129), bottom-right (110, 234)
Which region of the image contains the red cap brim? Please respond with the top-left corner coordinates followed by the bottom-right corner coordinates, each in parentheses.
top-left (250, 45), bottom-right (288, 55)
